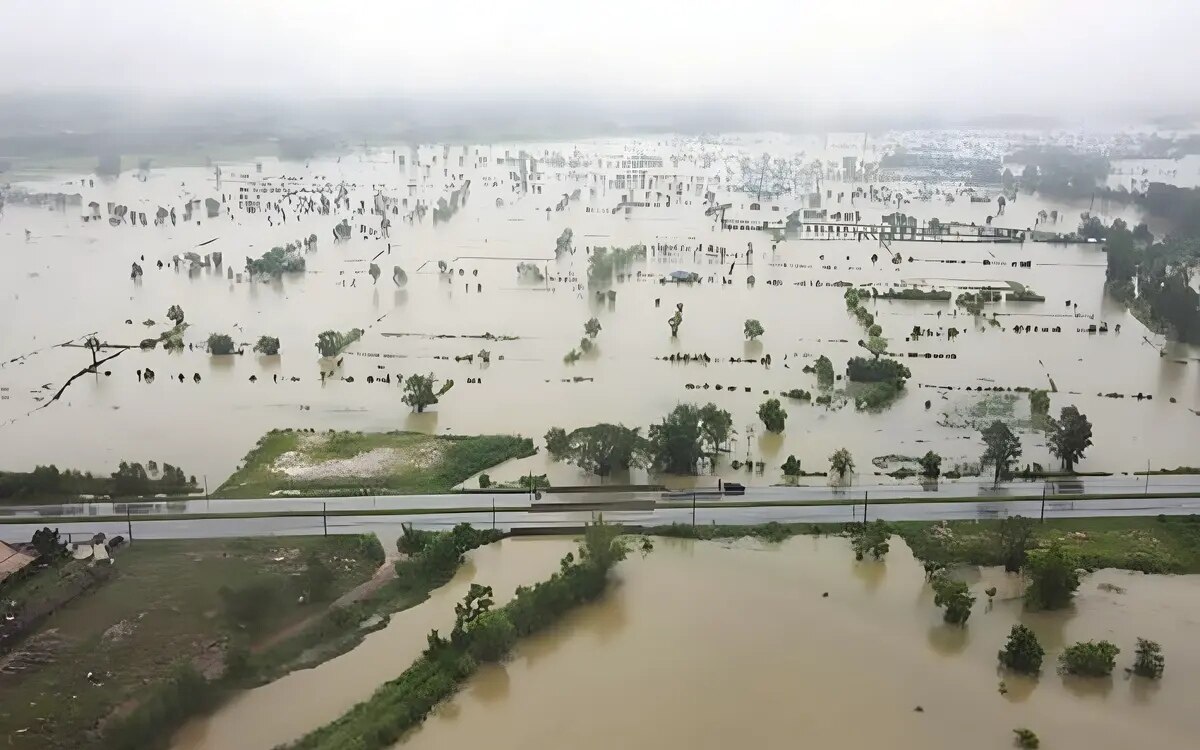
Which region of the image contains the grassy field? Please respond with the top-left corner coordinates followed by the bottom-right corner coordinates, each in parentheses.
top-left (894, 515), bottom-right (1200, 573)
top-left (645, 516), bottom-right (1200, 574)
top-left (0, 535), bottom-right (382, 750)
top-left (214, 429), bottom-right (536, 498)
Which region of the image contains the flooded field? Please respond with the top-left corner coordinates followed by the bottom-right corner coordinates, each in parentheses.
top-left (2, 135), bottom-right (1198, 487)
top-left (397, 536), bottom-right (1200, 750)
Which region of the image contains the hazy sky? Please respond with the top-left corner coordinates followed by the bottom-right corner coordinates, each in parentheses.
top-left (2, 0), bottom-right (1198, 118)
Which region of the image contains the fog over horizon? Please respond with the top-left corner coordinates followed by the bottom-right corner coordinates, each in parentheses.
top-left (1, 0), bottom-right (1199, 127)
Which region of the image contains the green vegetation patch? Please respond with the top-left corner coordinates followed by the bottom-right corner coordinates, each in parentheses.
top-left (0, 535), bottom-right (380, 750)
top-left (214, 429), bottom-right (536, 498)
top-left (894, 515), bottom-right (1200, 574)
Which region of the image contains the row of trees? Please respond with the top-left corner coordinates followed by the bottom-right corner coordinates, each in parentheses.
top-left (999, 625), bottom-right (1163, 679)
top-left (545, 403), bottom-right (734, 477)
top-left (1103, 216), bottom-right (1200, 343)
top-left (979, 403), bottom-right (1093, 484)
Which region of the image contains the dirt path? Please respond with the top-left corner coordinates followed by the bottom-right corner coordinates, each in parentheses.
top-left (252, 549), bottom-right (397, 654)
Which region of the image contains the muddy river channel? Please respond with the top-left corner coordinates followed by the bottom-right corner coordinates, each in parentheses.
top-left (173, 535), bottom-right (1200, 750)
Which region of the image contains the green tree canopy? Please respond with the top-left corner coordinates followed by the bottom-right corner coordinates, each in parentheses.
top-left (998, 624), bottom-right (1045, 674)
top-left (743, 319), bottom-right (764, 340)
top-left (540, 423), bottom-right (649, 478)
top-left (757, 398), bottom-right (786, 433)
top-left (851, 520), bottom-right (890, 560)
top-left (1024, 543), bottom-right (1080, 610)
top-left (1133, 638), bottom-right (1165, 679)
top-left (1059, 640), bottom-right (1119, 677)
top-left (698, 403), bottom-right (733, 460)
top-left (584, 317), bottom-right (602, 338)
top-left (918, 451), bottom-right (942, 479)
top-left (315, 328), bottom-right (363, 358)
top-left (932, 574), bottom-right (975, 625)
top-left (402, 373), bottom-right (441, 412)
top-left (996, 515), bottom-right (1036, 573)
top-left (829, 448), bottom-right (854, 484)
top-left (648, 404), bottom-right (704, 474)
top-left (781, 455), bottom-right (801, 477)
top-left (1047, 405), bottom-right (1093, 472)
top-left (207, 333), bottom-right (235, 355)
top-left (980, 420), bottom-right (1022, 487)
top-left (253, 336), bottom-right (280, 355)
top-left (813, 355), bottom-right (835, 387)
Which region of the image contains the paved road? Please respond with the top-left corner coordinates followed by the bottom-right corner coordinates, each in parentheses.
top-left (1, 474), bottom-right (1197, 522)
top-left (3, 494), bottom-right (1199, 545)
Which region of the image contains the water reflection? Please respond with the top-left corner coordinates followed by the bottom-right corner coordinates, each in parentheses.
top-left (1062, 673), bottom-right (1116, 699)
top-left (926, 623), bottom-right (969, 656)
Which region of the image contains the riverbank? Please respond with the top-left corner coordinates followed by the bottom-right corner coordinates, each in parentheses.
top-left (0, 535), bottom-right (383, 750)
top-left (646, 515), bottom-right (1200, 574)
top-left (286, 521), bottom-right (628, 750)
top-left (213, 430), bottom-right (536, 499)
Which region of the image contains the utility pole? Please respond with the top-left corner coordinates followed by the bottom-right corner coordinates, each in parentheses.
top-left (1041, 483), bottom-right (1047, 523)
top-left (204, 474), bottom-right (209, 510)
top-left (492, 497), bottom-right (496, 530)
top-left (1145, 460), bottom-right (1150, 494)
top-left (863, 490), bottom-right (869, 523)
top-left (691, 492), bottom-right (697, 527)
top-left (126, 505), bottom-right (133, 542)
top-left (322, 502), bottom-right (328, 536)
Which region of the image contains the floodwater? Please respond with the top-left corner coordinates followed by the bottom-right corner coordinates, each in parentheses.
top-left (392, 536), bottom-right (1200, 750)
top-left (1, 135), bottom-right (1198, 488)
top-left (171, 537), bottom-right (579, 750)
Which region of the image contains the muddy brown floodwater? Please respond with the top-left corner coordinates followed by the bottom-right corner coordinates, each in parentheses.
top-left (2, 137), bottom-right (1198, 488)
top-left (384, 536), bottom-right (1200, 750)
top-left (171, 537), bottom-right (579, 750)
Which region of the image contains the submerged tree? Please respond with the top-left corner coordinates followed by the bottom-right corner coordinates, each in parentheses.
top-left (1047, 405), bottom-right (1093, 472)
top-left (850, 520), bottom-right (891, 560)
top-left (584, 317), bottom-right (602, 338)
top-left (757, 398), bottom-right (787, 433)
top-left (829, 448), bottom-right (855, 485)
top-left (647, 403), bottom-right (725, 475)
top-left (668, 309), bottom-right (683, 337)
top-left (541, 424), bottom-right (649, 478)
top-left (1059, 641), bottom-right (1119, 677)
top-left (862, 335), bottom-right (888, 359)
top-left (743, 319), bottom-right (764, 340)
top-left (932, 574), bottom-right (975, 625)
top-left (315, 328), bottom-right (363, 358)
top-left (1024, 543), bottom-right (1081, 611)
top-left (253, 336), bottom-right (280, 355)
top-left (781, 455), bottom-right (801, 478)
top-left (812, 355), bottom-right (835, 387)
top-left (166, 304), bottom-right (185, 326)
top-left (998, 624), bottom-right (1045, 674)
top-left (402, 373), bottom-right (442, 412)
top-left (207, 333), bottom-right (235, 355)
top-left (1132, 638), bottom-right (1165, 679)
top-left (555, 228), bottom-right (574, 257)
top-left (698, 403), bottom-right (733, 462)
top-left (918, 451), bottom-right (942, 479)
top-left (980, 420), bottom-right (1022, 487)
